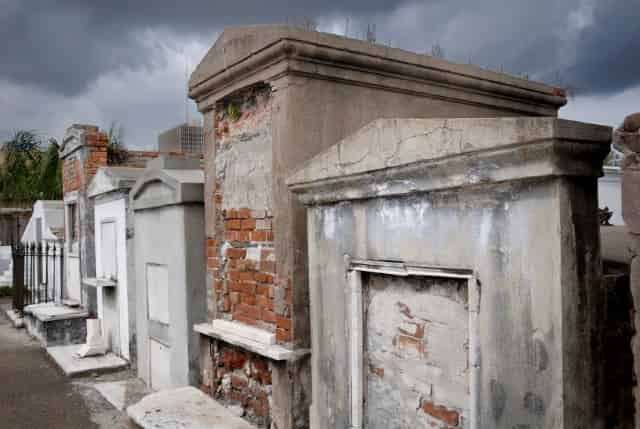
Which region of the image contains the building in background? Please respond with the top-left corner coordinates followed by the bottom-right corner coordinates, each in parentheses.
top-left (599, 166), bottom-right (623, 225)
top-left (158, 122), bottom-right (204, 154)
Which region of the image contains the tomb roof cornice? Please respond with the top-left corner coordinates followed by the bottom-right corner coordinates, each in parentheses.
top-left (288, 117), bottom-right (612, 204)
top-left (189, 25), bottom-right (566, 116)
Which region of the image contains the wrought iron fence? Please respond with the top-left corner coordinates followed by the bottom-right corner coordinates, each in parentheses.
top-left (11, 242), bottom-right (64, 313)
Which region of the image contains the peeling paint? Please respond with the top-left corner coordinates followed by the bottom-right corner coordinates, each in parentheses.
top-left (215, 85), bottom-right (273, 212)
top-left (365, 274), bottom-right (469, 428)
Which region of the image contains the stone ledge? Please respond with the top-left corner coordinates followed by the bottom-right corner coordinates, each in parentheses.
top-left (350, 259), bottom-right (473, 279)
top-left (24, 302), bottom-right (89, 322)
top-left (83, 277), bottom-right (117, 288)
top-left (127, 386), bottom-right (257, 429)
top-left (212, 319), bottom-right (276, 345)
top-left (194, 321), bottom-right (309, 362)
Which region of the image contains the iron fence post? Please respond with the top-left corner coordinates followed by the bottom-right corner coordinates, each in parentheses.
top-left (10, 241), bottom-right (61, 311)
top-left (12, 243), bottom-right (24, 313)
top-left (60, 244), bottom-right (64, 302)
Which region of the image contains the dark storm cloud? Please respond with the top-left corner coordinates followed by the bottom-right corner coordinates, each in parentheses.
top-left (366, 0), bottom-right (640, 96)
top-left (1, 0), bottom-right (639, 97)
top-left (562, 0), bottom-right (640, 94)
top-left (0, 0), bottom-right (401, 96)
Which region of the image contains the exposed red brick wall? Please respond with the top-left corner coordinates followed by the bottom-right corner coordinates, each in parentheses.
top-left (209, 342), bottom-right (272, 427)
top-left (61, 130), bottom-right (108, 193)
top-left (62, 158), bottom-right (82, 193)
top-left (206, 85), bottom-right (294, 344)
top-left (203, 86), bottom-right (299, 426)
top-left (61, 127), bottom-right (203, 193)
top-left (207, 208), bottom-right (283, 333)
top-left (421, 400), bottom-right (461, 427)
top-left (83, 131), bottom-right (108, 181)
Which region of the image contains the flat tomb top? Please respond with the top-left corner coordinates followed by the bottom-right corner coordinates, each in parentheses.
top-left (25, 303), bottom-right (88, 322)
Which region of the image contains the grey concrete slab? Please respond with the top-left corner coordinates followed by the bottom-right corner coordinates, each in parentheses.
top-left (92, 379), bottom-right (151, 411)
top-left (47, 344), bottom-right (128, 378)
top-left (127, 386), bottom-right (257, 429)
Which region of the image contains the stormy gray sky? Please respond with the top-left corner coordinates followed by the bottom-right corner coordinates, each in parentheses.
top-left (1, 0), bottom-right (638, 148)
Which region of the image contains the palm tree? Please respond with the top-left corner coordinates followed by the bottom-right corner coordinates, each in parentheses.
top-left (0, 131), bottom-right (62, 204)
top-left (107, 122), bottom-right (128, 165)
top-left (37, 139), bottom-right (62, 200)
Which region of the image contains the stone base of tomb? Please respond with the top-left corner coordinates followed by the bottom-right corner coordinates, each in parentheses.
top-left (24, 302), bottom-right (88, 347)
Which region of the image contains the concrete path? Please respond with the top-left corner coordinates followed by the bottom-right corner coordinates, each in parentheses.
top-left (0, 299), bottom-right (130, 428)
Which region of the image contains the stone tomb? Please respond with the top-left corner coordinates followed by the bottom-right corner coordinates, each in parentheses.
top-left (131, 160), bottom-right (206, 390)
top-left (60, 124), bottom-right (107, 308)
top-left (189, 24), bottom-right (568, 428)
top-left (288, 117), bottom-right (611, 428)
top-left (85, 167), bottom-right (145, 363)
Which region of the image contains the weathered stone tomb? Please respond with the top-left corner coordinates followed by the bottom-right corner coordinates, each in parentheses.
top-left (86, 167), bottom-right (145, 363)
top-left (60, 125), bottom-right (108, 308)
top-left (288, 117), bottom-right (611, 428)
top-left (188, 25), bottom-right (568, 428)
top-left (131, 157), bottom-right (206, 390)
top-left (59, 124), bottom-right (163, 312)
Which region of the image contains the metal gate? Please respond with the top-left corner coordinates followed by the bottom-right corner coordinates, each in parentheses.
top-left (11, 242), bottom-right (64, 313)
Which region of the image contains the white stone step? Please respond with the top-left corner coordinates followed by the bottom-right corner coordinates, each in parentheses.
top-left (46, 345), bottom-right (128, 378)
top-left (127, 387), bottom-right (257, 429)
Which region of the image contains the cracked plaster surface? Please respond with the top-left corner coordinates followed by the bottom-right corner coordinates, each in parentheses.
top-left (287, 117), bottom-right (564, 185)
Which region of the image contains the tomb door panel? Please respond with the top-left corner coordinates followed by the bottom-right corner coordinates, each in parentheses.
top-left (364, 274), bottom-right (469, 429)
